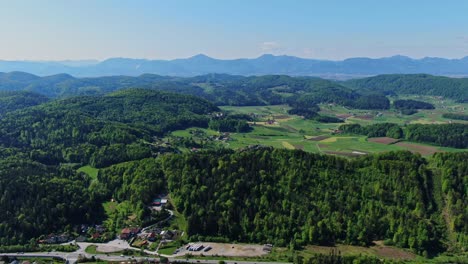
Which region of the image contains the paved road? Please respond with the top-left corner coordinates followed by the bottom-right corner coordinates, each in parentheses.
top-left (1, 252), bottom-right (290, 264)
top-left (1, 252), bottom-right (158, 263)
top-left (1, 209), bottom-right (291, 263)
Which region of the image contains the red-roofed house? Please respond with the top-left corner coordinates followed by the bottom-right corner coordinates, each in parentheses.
top-left (120, 228), bottom-right (131, 240)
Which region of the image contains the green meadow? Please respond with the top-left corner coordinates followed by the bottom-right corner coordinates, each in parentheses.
top-left (169, 96), bottom-right (466, 157)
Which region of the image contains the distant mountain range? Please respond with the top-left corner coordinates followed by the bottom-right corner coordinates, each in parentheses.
top-left (1, 54), bottom-right (468, 77)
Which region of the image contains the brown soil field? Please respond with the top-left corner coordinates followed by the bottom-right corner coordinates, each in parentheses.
top-left (372, 241), bottom-right (417, 260)
top-left (394, 142), bottom-right (440, 155)
top-left (282, 125), bottom-right (298, 132)
top-left (367, 137), bottom-right (400, 145)
top-left (293, 144), bottom-right (304, 150)
top-left (324, 151), bottom-right (362, 157)
top-left (308, 135), bottom-right (330, 141)
top-left (336, 114), bottom-right (353, 119)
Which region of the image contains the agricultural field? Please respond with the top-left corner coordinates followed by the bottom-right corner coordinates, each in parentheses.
top-left (319, 95), bottom-right (468, 126)
top-left (168, 97), bottom-right (467, 157)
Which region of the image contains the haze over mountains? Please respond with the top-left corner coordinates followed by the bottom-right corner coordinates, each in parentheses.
top-left (2, 54), bottom-right (468, 78)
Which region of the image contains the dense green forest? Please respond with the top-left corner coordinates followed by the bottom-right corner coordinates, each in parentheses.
top-left (162, 148), bottom-right (467, 255)
top-left (431, 152), bottom-right (468, 250)
top-left (344, 74), bottom-right (468, 102)
top-left (393, 99), bottom-right (434, 114)
top-left (96, 159), bottom-right (168, 230)
top-left (0, 89), bottom-right (219, 246)
top-left (393, 99), bottom-right (435, 110)
top-left (1, 72), bottom-right (467, 109)
top-left (442, 113), bottom-right (468, 121)
top-left (0, 159), bottom-right (102, 245)
top-left (0, 89), bottom-right (218, 167)
top-left (0, 72), bottom-right (393, 110)
top-left (288, 107), bottom-right (343, 123)
top-left (339, 123), bottom-right (468, 148)
top-left (0, 91), bottom-right (49, 115)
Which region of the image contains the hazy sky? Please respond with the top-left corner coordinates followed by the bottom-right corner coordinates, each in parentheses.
top-left (1, 0), bottom-right (468, 61)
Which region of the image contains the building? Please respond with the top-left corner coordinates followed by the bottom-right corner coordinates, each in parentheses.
top-left (120, 228), bottom-right (132, 240)
top-left (160, 230), bottom-right (174, 240)
top-left (188, 244), bottom-right (204, 251)
top-left (148, 232), bottom-right (157, 242)
top-left (152, 199), bottom-right (162, 206)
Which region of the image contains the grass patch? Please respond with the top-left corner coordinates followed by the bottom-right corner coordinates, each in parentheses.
top-left (281, 141), bottom-right (295, 149)
top-left (16, 257), bottom-right (63, 264)
top-left (77, 165), bottom-right (99, 181)
top-left (158, 246), bottom-right (178, 255)
top-left (85, 245), bottom-right (98, 254)
top-left (158, 241), bottom-right (180, 255)
top-left (170, 205), bottom-right (188, 238)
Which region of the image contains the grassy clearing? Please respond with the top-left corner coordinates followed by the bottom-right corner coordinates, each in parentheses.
top-left (102, 200), bottom-right (141, 232)
top-left (102, 200), bottom-right (117, 215)
top-left (298, 243), bottom-right (419, 261)
top-left (170, 209), bottom-right (188, 238)
top-left (77, 165), bottom-right (99, 180)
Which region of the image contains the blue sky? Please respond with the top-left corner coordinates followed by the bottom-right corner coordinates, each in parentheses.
top-left (1, 0), bottom-right (468, 60)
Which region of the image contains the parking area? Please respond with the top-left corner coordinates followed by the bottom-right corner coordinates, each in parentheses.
top-left (172, 242), bottom-right (268, 257)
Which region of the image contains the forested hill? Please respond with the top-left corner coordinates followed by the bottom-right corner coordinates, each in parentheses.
top-left (344, 74), bottom-right (468, 102)
top-left (0, 89), bottom-right (218, 167)
top-left (162, 149), bottom-right (468, 256)
top-left (0, 91), bottom-right (49, 115)
top-left (0, 72), bottom-right (388, 109)
top-left (1, 71), bottom-right (467, 107)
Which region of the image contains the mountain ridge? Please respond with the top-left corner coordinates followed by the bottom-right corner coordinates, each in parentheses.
top-left (2, 54), bottom-right (468, 77)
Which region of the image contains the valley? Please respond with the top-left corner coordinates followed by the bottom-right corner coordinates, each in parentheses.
top-left (0, 75), bottom-right (466, 264)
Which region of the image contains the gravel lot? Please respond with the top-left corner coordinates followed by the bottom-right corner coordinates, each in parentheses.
top-left (173, 242), bottom-right (268, 257)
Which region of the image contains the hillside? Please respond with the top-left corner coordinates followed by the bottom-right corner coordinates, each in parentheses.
top-left (344, 74), bottom-right (468, 102)
top-left (0, 89), bottom-right (218, 167)
top-left (0, 72), bottom-right (390, 109)
top-left (2, 54), bottom-right (468, 77)
top-left (162, 148), bottom-right (467, 256)
top-left (1, 72), bottom-right (467, 109)
top-left (0, 91), bottom-right (49, 115)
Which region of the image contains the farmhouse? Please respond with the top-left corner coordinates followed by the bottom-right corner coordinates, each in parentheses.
top-left (120, 227), bottom-right (140, 240)
top-left (148, 232), bottom-right (158, 242)
top-left (160, 230), bottom-right (175, 240)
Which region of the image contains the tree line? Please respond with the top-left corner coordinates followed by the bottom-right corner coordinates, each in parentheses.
top-left (339, 123), bottom-right (467, 148)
